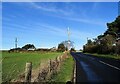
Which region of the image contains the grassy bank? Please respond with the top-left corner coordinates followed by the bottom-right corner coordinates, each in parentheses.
top-left (2, 51), bottom-right (62, 82)
top-left (84, 53), bottom-right (120, 60)
top-left (51, 53), bottom-right (74, 83)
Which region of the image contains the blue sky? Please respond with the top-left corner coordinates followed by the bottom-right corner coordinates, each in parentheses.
top-left (2, 2), bottom-right (118, 50)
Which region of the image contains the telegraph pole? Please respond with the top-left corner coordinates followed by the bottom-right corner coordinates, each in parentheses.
top-left (67, 27), bottom-right (70, 41)
top-left (67, 27), bottom-right (70, 51)
top-left (15, 37), bottom-right (18, 49)
top-left (87, 37), bottom-right (88, 41)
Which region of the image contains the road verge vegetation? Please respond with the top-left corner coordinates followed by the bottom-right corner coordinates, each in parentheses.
top-left (84, 53), bottom-right (120, 60)
top-left (50, 53), bottom-right (74, 83)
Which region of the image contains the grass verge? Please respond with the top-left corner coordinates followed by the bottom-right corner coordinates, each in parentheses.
top-left (84, 53), bottom-right (120, 60)
top-left (51, 53), bottom-right (74, 83)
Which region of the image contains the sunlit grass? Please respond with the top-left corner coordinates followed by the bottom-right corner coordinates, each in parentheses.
top-left (51, 53), bottom-right (74, 83)
top-left (2, 51), bottom-right (62, 82)
top-left (85, 53), bottom-right (120, 60)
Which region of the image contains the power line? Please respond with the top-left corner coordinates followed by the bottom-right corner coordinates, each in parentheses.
top-left (67, 27), bottom-right (71, 50)
top-left (67, 27), bottom-right (70, 41)
top-left (15, 37), bottom-right (18, 49)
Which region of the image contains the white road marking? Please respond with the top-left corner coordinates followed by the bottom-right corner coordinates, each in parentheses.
top-left (99, 60), bottom-right (120, 71)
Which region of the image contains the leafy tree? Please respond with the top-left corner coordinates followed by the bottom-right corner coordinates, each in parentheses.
top-left (106, 16), bottom-right (120, 37)
top-left (87, 39), bottom-right (92, 45)
top-left (70, 48), bottom-right (76, 52)
top-left (83, 16), bottom-right (120, 55)
top-left (22, 44), bottom-right (36, 50)
top-left (57, 43), bottom-right (66, 52)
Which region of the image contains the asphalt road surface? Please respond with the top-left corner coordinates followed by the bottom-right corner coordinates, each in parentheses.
top-left (71, 52), bottom-right (120, 84)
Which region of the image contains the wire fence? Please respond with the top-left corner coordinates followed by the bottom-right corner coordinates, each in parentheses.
top-left (6, 52), bottom-right (69, 83)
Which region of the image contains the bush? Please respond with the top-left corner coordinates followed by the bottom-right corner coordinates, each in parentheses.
top-left (70, 48), bottom-right (76, 52)
top-left (57, 43), bottom-right (66, 52)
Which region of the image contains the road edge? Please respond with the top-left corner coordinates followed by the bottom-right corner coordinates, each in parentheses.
top-left (71, 52), bottom-right (76, 84)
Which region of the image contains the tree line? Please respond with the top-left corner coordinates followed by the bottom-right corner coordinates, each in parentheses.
top-left (9, 40), bottom-right (75, 52)
top-left (57, 40), bottom-right (75, 52)
top-left (83, 16), bottom-right (120, 55)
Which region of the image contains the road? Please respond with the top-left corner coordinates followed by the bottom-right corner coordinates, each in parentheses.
top-left (71, 52), bottom-right (120, 84)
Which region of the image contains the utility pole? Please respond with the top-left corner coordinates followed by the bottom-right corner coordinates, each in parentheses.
top-left (86, 37), bottom-right (89, 46)
top-left (15, 37), bottom-right (18, 49)
top-left (67, 27), bottom-right (70, 51)
top-left (67, 27), bottom-right (70, 41)
top-left (87, 37), bottom-right (88, 41)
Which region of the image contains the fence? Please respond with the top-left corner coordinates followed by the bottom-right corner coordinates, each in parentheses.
top-left (19, 52), bottom-right (69, 83)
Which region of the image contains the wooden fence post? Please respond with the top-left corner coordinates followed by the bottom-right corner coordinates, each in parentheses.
top-left (25, 62), bottom-right (32, 83)
top-left (49, 59), bottom-right (52, 72)
top-left (61, 55), bottom-right (63, 61)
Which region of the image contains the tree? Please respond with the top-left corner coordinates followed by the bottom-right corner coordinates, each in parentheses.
top-left (70, 48), bottom-right (76, 52)
top-left (87, 39), bottom-right (93, 45)
top-left (22, 44), bottom-right (36, 50)
top-left (83, 16), bottom-right (120, 55)
top-left (57, 43), bottom-right (66, 52)
top-left (106, 16), bottom-right (120, 37)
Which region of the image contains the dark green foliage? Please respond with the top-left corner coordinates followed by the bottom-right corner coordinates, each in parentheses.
top-left (87, 39), bottom-right (92, 45)
top-left (57, 40), bottom-right (75, 51)
top-left (57, 43), bottom-right (66, 52)
top-left (106, 16), bottom-right (120, 37)
top-left (22, 44), bottom-right (36, 50)
top-left (35, 48), bottom-right (51, 52)
top-left (70, 48), bottom-right (76, 52)
top-left (83, 16), bottom-right (120, 55)
top-left (8, 48), bottom-right (22, 53)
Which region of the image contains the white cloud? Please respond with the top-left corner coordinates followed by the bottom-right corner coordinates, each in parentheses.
top-left (52, 14), bottom-right (105, 26)
top-left (4, 2), bottom-right (106, 26)
top-left (36, 23), bottom-right (96, 41)
top-left (72, 29), bottom-right (96, 40)
top-left (28, 2), bottom-right (105, 26)
top-left (36, 23), bottom-right (66, 36)
top-left (68, 17), bottom-right (104, 25)
top-left (29, 2), bottom-right (74, 16)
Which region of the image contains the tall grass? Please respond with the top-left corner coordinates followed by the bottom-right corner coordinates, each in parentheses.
top-left (85, 53), bottom-right (120, 60)
top-left (2, 51), bottom-right (62, 82)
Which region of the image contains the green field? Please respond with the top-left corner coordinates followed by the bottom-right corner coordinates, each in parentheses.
top-left (2, 51), bottom-right (62, 82)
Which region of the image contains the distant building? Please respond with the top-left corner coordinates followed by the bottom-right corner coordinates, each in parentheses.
top-left (36, 48), bottom-right (50, 51)
top-left (50, 47), bottom-right (57, 52)
top-left (27, 48), bottom-right (35, 51)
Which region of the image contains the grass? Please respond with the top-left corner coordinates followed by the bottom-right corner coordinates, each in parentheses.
top-left (51, 53), bottom-right (74, 83)
top-left (84, 53), bottom-right (120, 60)
top-left (2, 51), bottom-right (62, 82)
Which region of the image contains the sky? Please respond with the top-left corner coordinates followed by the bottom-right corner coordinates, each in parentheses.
top-left (2, 2), bottom-right (118, 50)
